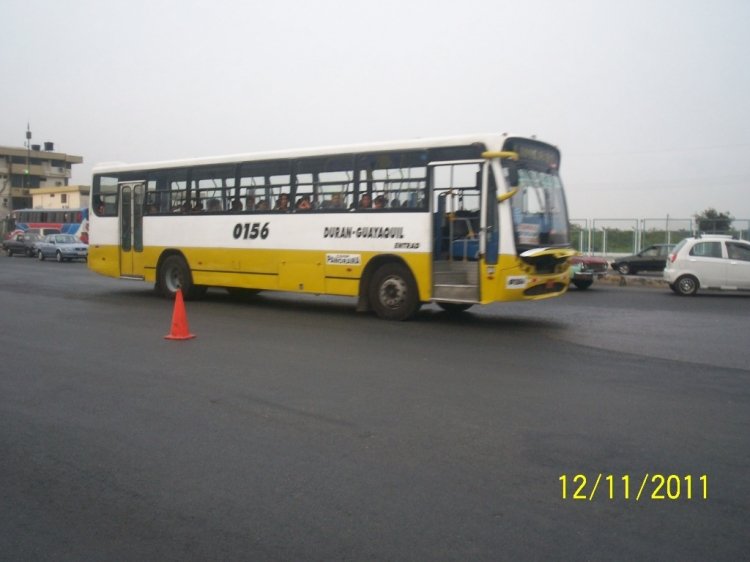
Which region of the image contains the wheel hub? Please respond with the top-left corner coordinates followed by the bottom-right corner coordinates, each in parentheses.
top-left (379, 275), bottom-right (406, 309)
top-left (165, 268), bottom-right (182, 292)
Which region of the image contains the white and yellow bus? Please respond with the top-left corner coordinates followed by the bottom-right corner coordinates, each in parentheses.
top-left (88, 134), bottom-right (574, 320)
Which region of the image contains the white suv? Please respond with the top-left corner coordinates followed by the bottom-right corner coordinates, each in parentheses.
top-left (664, 235), bottom-right (750, 295)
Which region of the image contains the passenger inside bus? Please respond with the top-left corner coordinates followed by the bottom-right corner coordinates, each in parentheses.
top-left (274, 193), bottom-right (290, 211)
top-left (296, 195), bottom-right (312, 210)
top-left (358, 193), bottom-right (372, 208)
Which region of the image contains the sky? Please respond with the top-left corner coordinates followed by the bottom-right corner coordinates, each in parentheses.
top-left (2, 0), bottom-right (749, 220)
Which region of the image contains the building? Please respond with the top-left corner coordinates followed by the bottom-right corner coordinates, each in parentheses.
top-left (0, 142), bottom-right (83, 214)
top-left (32, 185), bottom-right (90, 210)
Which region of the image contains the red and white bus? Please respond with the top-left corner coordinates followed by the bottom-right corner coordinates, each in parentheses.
top-left (5, 207), bottom-right (90, 243)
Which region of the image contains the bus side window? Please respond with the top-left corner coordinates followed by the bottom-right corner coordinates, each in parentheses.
top-left (293, 155), bottom-right (354, 212)
top-left (194, 164), bottom-right (235, 213)
top-left (356, 150), bottom-right (427, 213)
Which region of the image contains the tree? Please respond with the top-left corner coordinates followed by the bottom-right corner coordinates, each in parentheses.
top-left (695, 208), bottom-right (733, 233)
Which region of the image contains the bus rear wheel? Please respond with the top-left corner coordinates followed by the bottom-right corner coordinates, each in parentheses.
top-left (158, 254), bottom-right (206, 300)
top-left (369, 263), bottom-right (420, 321)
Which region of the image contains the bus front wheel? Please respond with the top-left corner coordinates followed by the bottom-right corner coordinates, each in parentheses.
top-left (369, 263), bottom-right (420, 321)
top-left (158, 255), bottom-right (206, 300)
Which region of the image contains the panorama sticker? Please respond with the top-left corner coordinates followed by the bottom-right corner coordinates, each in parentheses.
top-left (326, 253), bottom-right (361, 266)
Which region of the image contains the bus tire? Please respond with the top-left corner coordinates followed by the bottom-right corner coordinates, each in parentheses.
top-left (158, 254), bottom-right (205, 300)
top-left (369, 262), bottom-right (420, 321)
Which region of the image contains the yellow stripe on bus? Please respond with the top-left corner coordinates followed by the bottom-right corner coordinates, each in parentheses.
top-left (89, 245), bottom-right (435, 299)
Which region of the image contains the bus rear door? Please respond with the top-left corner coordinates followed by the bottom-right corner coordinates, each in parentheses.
top-left (119, 182), bottom-right (145, 278)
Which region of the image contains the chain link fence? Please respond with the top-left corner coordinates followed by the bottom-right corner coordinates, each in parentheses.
top-left (571, 217), bottom-right (750, 255)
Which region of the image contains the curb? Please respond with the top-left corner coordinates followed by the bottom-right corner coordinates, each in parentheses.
top-left (596, 274), bottom-right (667, 288)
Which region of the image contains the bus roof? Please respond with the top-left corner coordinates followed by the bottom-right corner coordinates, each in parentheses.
top-left (92, 133), bottom-right (542, 175)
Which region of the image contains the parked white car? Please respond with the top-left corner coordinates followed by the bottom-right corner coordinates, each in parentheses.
top-left (664, 235), bottom-right (750, 295)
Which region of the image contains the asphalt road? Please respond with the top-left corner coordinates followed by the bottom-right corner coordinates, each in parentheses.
top-left (1, 258), bottom-right (748, 561)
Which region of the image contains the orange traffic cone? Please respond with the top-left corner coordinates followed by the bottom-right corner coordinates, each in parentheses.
top-left (164, 289), bottom-right (196, 340)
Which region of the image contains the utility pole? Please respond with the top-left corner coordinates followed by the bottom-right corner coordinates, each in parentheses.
top-left (1, 156), bottom-right (10, 233)
top-left (1, 155), bottom-right (8, 210)
top-left (25, 123), bottom-right (32, 192)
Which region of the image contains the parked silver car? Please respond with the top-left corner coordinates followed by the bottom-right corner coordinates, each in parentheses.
top-left (35, 234), bottom-right (89, 262)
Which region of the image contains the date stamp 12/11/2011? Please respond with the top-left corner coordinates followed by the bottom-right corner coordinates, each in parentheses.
top-left (559, 474), bottom-right (708, 501)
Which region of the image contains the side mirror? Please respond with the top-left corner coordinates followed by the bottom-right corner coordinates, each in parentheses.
top-left (497, 188), bottom-right (518, 203)
top-left (481, 150), bottom-right (519, 186)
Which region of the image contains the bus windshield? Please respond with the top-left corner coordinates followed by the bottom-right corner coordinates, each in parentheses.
top-left (510, 165), bottom-right (569, 250)
top-left (500, 137), bottom-right (570, 251)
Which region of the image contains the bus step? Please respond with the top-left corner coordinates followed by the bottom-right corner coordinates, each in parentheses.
top-left (433, 270), bottom-right (468, 285)
top-left (433, 261), bottom-right (477, 285)
top-left (433, 284), bottom-right (478, 301)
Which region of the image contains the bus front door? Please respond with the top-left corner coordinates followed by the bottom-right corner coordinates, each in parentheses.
top-left (430, 161), bottom-right (484, 303)
top-left (119, 182), bottom-right (145, 278)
